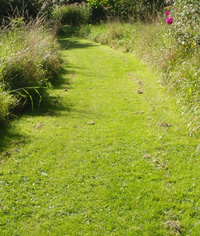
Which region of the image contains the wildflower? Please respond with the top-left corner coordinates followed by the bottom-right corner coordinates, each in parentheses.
top-left (165, 11), bottom-right (170, 17)
top-left (166, 17), bottom-right (173, 24)
top-left (104, 6), bottom-right (110, 10)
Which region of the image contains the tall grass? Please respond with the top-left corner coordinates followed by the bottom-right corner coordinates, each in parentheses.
top-left (0, 88), bottom-right (16, 122)
top-left (0, 17), bottom-right (61, 124)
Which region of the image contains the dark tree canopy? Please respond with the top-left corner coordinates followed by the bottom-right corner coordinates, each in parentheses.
top-left (86, 0), bottom-right (166, 20)
top-left (0, 0), bottom-right (51, 23)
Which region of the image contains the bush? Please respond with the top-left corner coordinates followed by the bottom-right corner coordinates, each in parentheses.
top-left (0, 17), bottom-right (61, 123)
top-left (51, 3), bottom-right (92, 33)
top-left (169, 0), bottom-right (200, 49)
top-left (90, 5), bottom-right (107, 24)
top-left (162, 0), bottom-right (200, 134)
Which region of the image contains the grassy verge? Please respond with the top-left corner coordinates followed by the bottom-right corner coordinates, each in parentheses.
top-left (0, 37), bottom-right (200, 235)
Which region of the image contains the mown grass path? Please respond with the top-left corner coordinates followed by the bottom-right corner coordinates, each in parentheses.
top-left (1, 37), bottom-right (200, 235)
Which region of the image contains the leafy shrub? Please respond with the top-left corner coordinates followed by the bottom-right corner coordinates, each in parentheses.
top-left (51, 3), bottom-right (92, 33)
top-left (169, 0), bottom-right (200, 49)
top-left (90, 5), bottom-right (107, 24)
top-left (86, 0), bottom-right (165, 20)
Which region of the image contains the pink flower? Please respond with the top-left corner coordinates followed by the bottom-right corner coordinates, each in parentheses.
top-left (166, 17), bottom-right (173, 24)
top-left (165, 11), bottom-right (170, 17)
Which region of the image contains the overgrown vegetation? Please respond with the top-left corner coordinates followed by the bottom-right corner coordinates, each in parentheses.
top-left (0, 0), bottom-right (52, 25)
top-left (51, 3), bottom-right (92, 34)
top-left (86, 0), bottom-right (165, 20)
top-left (0, 17), bottom-right (61, 124)
top-left (0, 1), bottom-right (95, 126)
top-left (0, 1), bottom-right (93, 124)
top-left (0, 88), bottom-right (16, 123)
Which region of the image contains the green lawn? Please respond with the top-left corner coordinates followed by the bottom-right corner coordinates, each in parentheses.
top-left (1, 37), bottom-right (200, 235)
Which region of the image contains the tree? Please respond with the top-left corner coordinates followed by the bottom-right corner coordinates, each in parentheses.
top-left (86, 0), bottom-right (165, 20)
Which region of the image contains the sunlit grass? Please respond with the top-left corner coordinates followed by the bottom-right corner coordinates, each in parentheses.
top-left (0, 37), bottom-right (200, 235)
top-left (79, 21), bottom-right (200, 135)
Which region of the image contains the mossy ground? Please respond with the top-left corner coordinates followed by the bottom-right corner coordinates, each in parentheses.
top-left (0, 37), bottom-right (200, 235)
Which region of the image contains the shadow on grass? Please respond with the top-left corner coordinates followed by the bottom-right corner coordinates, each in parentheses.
top-left (0, 123), bottom-right (25, 157)
top-left (26, 91), bottom-right (73, 117)
top-left (50, 66), bottom-right (73, 89)
top-left (0, 94), bottom-right (73, 157)
top-left (0, 95), bottom-right (75, 161)
top-left (0, 68), bottom-right (74, 156)
top-left (58, 37), bottom-right (97, 50)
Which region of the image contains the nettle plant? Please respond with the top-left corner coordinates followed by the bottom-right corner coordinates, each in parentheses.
top-left (169, 0), bottom-right (200, 50)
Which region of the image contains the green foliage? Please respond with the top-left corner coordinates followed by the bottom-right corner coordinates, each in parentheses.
top-left (164, 0), bottom-right (200, 134)
top-left (169, 0), bottom-right (200, 48)
top-left (0, 18), bottom-right (61, 123)
top-left (87, 0), bottom-right (165, 20)
top-left (0, 88), bottom-right (17, 123)
top-left (51, 3), bottom-right (92, 32)
top-left (0, 0), bottom-right (51, 25)
top-left (80, 23), bottom-right (136, 50)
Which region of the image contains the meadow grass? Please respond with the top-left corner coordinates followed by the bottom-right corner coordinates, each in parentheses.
top-left (0, 18), bottom-right (61, 124)
top-left (0, 37), bottom-right (200, 235)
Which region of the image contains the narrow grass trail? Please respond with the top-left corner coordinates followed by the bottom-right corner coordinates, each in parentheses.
top-left (1, 37), bottom-right (200, 235)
